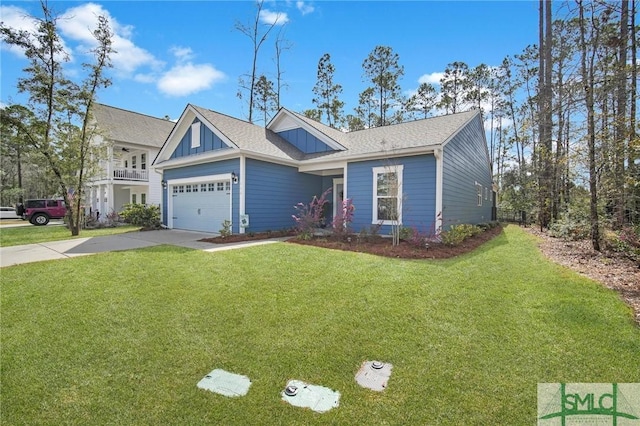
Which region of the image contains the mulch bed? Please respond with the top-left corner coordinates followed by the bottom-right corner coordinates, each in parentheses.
top-left (199, 229), bottom-right (295, 244)
top-left (287, 226), bottom-right (504, 259)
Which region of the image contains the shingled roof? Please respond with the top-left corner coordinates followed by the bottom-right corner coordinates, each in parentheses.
top-left (92, 103), bottom-right (175, 148)
top-left (300, 109), bottom-right (479, 162)
top-left (152, 104), bottom-right (482, 168)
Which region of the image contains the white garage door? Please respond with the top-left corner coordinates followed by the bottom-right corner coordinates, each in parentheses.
top-left (171, 181), bottom-right (231, 233)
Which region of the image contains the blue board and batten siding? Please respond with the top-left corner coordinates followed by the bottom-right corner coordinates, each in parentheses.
top-left (162, 158), bottom-right (240, 232)
top-left (347, 155), bottom-right (437, 235)
top-left (170, 118), bottom-right (231, 159)
top-left (244, 159), bottom-right (324, 232)
top-left (277, 128), bottom-right (333, 154)
top-left (441, 114), bottom-right (493, 229)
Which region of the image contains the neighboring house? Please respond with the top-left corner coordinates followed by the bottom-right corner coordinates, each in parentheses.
top-left (89, 104), bottom-right (175, 219)
top-left (152, 104), bottom-right (494, 235)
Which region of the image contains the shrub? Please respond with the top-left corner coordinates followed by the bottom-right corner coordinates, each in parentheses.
top-left (219, 220), bottom-right (232, 238)
top-left (603, 226), bottom-right (640, 261)
top-left (292, 188), bottom-right (331, 240)
top-left (357, 223), bottom-right (382, 243)
top-left (119, 203), bottom-right (161, 229)
top-left (549, 220), bottom-right (590, 240)
top-left (548, 208), bottom-right (590, 240)
top-left (398, 226), bottom-right (412, 241)
top-left (406, 226), bottom-right (431, 248)
top-left (441, 224), bottom-right (482, 246)
top-left (332, 198), bottom-right (355, 238)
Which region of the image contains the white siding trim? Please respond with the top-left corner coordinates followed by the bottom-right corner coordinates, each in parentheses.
top-left (371, 165), bottom-right (404, 225)
top-left (435, 148), bottom-right (443, 232)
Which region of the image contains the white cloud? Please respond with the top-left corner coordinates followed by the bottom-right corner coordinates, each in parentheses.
top-left (157, 63), bottom-right (226, 97)
top-left (259, 9), bottom-right (289, 25)
top-left (0, 5), bottom-right (72, 59)
top-left (59, 3), bottom-right (161, 74)
top-left (418, 72), bottom-right (444, 85)
top-left (296, 1), bottom-right (314, 15)
top-left (169, 46), bottom-right (195, 62)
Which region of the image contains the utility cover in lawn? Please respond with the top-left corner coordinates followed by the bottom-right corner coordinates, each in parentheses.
top-left (197, 369), bottom-right (251, 397)
top-left (355, 360), bottom-right (393, 391)
top-left (281, 379), bottom-right (340, 413)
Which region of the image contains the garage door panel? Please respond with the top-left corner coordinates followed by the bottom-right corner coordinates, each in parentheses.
top-left (170, 181), bottom-right (230, 233)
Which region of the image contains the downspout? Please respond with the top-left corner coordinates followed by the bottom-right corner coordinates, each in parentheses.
top-left (434, 147), bottom-right (443, 232)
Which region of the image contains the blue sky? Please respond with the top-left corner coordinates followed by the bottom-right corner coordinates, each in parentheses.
top-left (1, 1), bottom-right (540, 124)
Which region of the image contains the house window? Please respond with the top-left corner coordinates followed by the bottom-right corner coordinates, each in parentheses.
top-left (191, 122), bottom-right (201, 148)
top-left (372, 165), bottom-right (403, 224)
top-left (485, 187), bottom-right (488, 200)
top-left (124, 160), bottom-right (128, 168)
top-left (186, 184), bottom-right (192, 193)
top-left (141, 193), bottom-right (146, 204)
top-left (132, 194), bottom-right (137, 204)
top-left (476, 183), bottom-right (483, 206)
top-left (132, 155), bottom-right (137, 169)
top-left (225, 181), bottom-right (231, 191)
top-left (201, 184), bottom-right (207, 192)
top-left (141, 154), bottom-right (146, 170)
top-left (173, 186), bottom-right (178, 194)
top-left (192, 184), bottom-right (198, 192)
top-left (208, 183), bottom-right (215, 192)
top-left (178, 185), bottom-right (184, 193)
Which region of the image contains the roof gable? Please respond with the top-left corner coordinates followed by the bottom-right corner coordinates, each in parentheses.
top-left (169, 117), bottom-right (233, 159)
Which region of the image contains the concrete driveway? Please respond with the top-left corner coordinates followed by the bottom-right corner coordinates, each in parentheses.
top-left (0, 229), bottom-right (290, 268)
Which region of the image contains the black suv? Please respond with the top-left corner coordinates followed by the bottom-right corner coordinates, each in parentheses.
top-left (16, 199), bottom-right (67, 226)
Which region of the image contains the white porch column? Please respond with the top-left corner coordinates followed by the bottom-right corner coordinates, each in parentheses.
top-left (106, 145), bottom-right (113, 180)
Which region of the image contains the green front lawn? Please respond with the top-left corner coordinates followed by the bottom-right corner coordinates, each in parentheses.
top-left (0, 224), bottom-right (140, 247)
top-left (1, 226), bottom-right (638, 425)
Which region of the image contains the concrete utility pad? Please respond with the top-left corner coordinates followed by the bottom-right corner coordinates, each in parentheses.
top-left (281, 379), bottom-right (340, 413)
top-left (197, 369), bottom-right (251, 397)
top-left (355, 361), bottom-right (393, 391)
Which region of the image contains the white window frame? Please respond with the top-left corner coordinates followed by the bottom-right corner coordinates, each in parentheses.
top-left (191, 122), bottom-right (201, 148)
top-left (475, 182), bottom-right (483, 206)
top-left (141, 153), bottom-right (146, 170)
top-left (141, 193), bottom-right (146, 204)
top-left (372, 165), bottom-right (403, 225)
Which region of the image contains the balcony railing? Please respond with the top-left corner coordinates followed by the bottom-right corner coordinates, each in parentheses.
top-left (113, 168), bottom-right (148, 181)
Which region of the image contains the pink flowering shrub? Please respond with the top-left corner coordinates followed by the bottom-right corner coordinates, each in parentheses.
top-left (292, 188), bottom-right (331, 240)
top-left (331, 198), bottom-right (355, 238)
